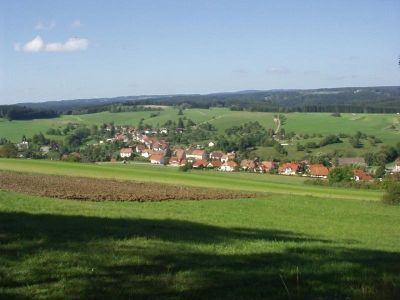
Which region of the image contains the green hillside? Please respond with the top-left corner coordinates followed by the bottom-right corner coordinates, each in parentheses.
top-left (1, 108), bottom-right (399, 145)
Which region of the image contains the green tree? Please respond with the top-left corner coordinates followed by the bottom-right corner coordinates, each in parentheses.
top-left (382, 179), bottom-right (400, 205)
top-left (177, 118), bottom-right (185, 128)
top-left (328, 166), bottom-right (353, 184)
top-left (90, 125), bottom-right (99, 136)
top-left (0, 143), bottom-right (18, 158)
top-left (375, 166), bottom-right (386, 178)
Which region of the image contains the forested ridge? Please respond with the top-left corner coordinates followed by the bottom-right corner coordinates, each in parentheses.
top-left (6, 86), bottom-right (400, 117)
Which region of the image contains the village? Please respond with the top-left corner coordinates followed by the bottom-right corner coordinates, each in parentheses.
top-left (110, 125), bottom-right (400, 182)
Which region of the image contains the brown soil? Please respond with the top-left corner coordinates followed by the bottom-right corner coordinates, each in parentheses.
top-left (0, 171), bottom-right (258, 202)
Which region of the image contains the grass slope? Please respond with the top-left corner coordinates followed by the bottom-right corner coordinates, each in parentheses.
top-left (1, 190), bottom-right (399, 299)
top-left (1, 108), bottom-right (399, 144)
top-left (0, 159), bottom-right (382, 201)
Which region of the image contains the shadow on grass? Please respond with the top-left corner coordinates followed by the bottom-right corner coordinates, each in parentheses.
top-left (0, 212), bottom-right (399, 299)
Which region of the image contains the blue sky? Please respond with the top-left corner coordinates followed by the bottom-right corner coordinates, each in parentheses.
top-left (1, 0), bottom-right (399, 104)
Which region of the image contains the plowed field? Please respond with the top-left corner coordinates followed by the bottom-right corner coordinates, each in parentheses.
top-left (0, 171), bottom-right (258, 201)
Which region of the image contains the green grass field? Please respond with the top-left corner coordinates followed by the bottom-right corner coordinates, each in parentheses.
top-left (1, 187), bottom-right (399, 299)
top-left (0, 159), bottom-right (399, 298)
top-left (1, 108), bottom-right (399, 145)
top-left (0, 159), bottom-right (382, 201)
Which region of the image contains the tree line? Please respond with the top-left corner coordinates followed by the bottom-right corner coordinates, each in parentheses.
top-left (0, 105), bottom-right (59, 121)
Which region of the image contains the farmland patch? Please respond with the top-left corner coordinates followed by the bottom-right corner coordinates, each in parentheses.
top-left (0, 171), bottom-right (258, 201)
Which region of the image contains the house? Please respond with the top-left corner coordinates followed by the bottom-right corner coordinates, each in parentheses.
top-left (258, 161), bottom-right (275, 173)
top-left (152, 141), bottom-right (164, 152)
top-left (17, 141), bottom-right (29, 150)
top-left (392, 159), bottom-right (400, 173)
top-left (308, 164), bottom-right (330, 178)
top-left (186, 149), bottom-right (207, 162)
top-left (174, 149), bottom-right (186, 161)
top-left (160, 128), bottom-right (168, 135)
top-left (338, 157), bottom-right (366, 167)
top-left (353, 169), bottom-right (373, 182)
top-left (221, 154), bottom-right (229, 163)
top-left (220, 161), bottom-right (238, 172)
top-left (227, 151), bottom-right (236, 160)
top-left (209, 150), bottom-right (225, 161)
top-left (208, 141), bottom-right (215, 147)
top-left (169, 156), bottom-right (183, 167)
top-left (135, 145), bottom-right (146, 153)
top-left (150, 154), bottom-right (165, 164)
top-left (240, 159), bottom-right (256, 171)
top-left (279, 162), bottom-right (300, 175)
top-left (120, 148), bottom-right (133, 158)
top-left (40, 146), bottom-right (51, 154)
top-left (141, 149), bottom-right (154, 158)
top-left (207, 160), bottom-right (222, 169)
top-left (193, 159), bottom-right (208, 168)
top-left (220, 152), bottom-right (236, 163)
top-left (115, 134), bottom-right (128, 143)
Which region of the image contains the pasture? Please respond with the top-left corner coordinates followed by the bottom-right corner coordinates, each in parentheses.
top-left (0, 159), bottom-right (382, 201)
top-left (1, 187), bottom-right (400, 299)
top-left (1, 108), bottom-right (399, 145)
top-left (0, 159), bottom-right (399, 299)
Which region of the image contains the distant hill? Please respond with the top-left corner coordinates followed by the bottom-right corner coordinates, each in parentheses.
top-left (17, 95), bottom-right (168, 112)
top-left (16, 86), bottom-right (400, 114)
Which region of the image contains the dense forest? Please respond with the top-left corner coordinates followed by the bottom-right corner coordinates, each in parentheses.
top-left (8, 86), bottom-right (400, 116)
top-left (0, 105), bottom-right (59, 121)
top-left (132, 87), bottom-right (400, 113)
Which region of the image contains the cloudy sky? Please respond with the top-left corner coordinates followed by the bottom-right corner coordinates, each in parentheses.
top-left (0, 0), bottom-right (399, 104)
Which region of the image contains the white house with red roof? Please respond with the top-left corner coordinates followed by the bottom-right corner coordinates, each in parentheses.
top-left (220, 161), bottom-right (238, 172)
top-left (150, 153), bottom-right (165, 164)
top-left (193, 159), bottom-right (208, 168)
top-left (120, 148), bottom-right (133, 158)
top-left (308, 164), bottom-right (330, 178)
top-left (186, 149), bottom-right (207, 161)
top-left (279, 162), bottom-right (300, 175)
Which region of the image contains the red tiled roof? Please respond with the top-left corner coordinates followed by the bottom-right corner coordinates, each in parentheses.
top-left (208, 160), bottom-right (222, 168)
top-left (279, 162), bottom-right (300, 172)
top-left (309, 164), bottom-right (329, 176)
top-left (193, 159), bottom-right (207, 168)
top-left (353, 169), bottom-right (373, 181)
top-left (210, 151), bottom-right (225, 158)
top-left (120, 148), bottom-right (132, 154)
top-left (169, 156), bottom-right (180, 164)
top-left (225, 161), bottom-right (238, 168)
top-left (261, 161), bottom-right (274, 169)
top-left (192, 149), bottom-right (206, 156)
top-left (150, 154), bottom-right (164, 162)
top-left (240, 159), bottom-right (256, 168)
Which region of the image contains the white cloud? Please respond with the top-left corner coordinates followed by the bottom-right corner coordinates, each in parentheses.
top-left (15, 36), bottom-right (89, 53)
top-left (14, 36), bottom-right (44, 52)
top-left (35, 20), bottom-right (56, 31)
top-left (45, 38), bottom-right (89, 52)
top-left (71, 20), bottom-right (82, 28)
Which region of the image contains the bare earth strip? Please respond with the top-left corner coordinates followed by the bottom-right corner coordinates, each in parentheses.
top-left (0, 171), bottom-right (258, 202)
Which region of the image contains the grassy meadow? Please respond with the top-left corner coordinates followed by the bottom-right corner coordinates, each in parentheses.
top-left (0, 159), bottom-right (382, 201)
top-left (1, 107), bottom-right (399, 145)
top-left (1, 185), bottom-right (400, 299)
